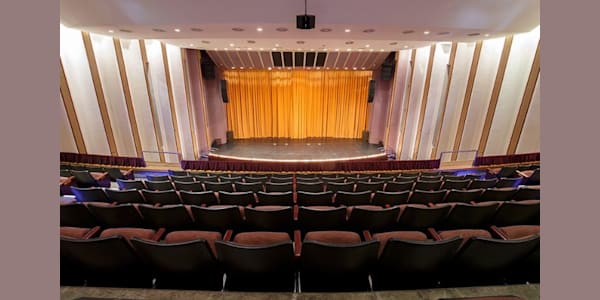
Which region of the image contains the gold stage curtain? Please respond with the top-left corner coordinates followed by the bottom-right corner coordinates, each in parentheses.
top-left (224, 70), bottom-right (372, 139)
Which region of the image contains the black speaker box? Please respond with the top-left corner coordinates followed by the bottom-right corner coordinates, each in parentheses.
top-left (220, 80), bottom-right (229, 103)
top-left (201, 62), bottom-right (216, 80)
top-left (296, 15), bottom-right (315, 30)
top-left (368, 80), bottom-right (376, 103)
top-left (226, 131), bottom-right (234, 142)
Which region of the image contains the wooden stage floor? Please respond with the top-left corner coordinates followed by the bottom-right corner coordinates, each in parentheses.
top-left (210, 138), bottom-right (386, 162)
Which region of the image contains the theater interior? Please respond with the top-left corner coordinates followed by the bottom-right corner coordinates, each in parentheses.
top-left (58, 1), bottom-right (542, 299)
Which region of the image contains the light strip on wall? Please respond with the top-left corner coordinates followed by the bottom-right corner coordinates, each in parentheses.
top-left (208, 152), bottom-right (387, 163)
top-left (161, 42), bottom-right (183, 159)
top-left (430, 42), bottom-right (458, 159)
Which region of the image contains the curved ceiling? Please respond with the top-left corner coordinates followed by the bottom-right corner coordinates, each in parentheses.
top-left (60, 0), bottom-right (540, 51)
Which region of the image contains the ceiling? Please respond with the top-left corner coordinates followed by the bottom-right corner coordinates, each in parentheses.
top-left (60, 0), bottom-right (540, 52)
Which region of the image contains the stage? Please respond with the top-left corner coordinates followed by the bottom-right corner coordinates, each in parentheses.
top-left (210, 138), bottom-right (386, 162)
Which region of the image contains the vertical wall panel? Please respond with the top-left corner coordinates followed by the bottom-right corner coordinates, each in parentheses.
top-left (485, 27), bottom-right (540, 155)
top-left (436, 42), bottom-right (476, 162)
top-left (368, 67), bottom-right (391, 144)
top-left (166, 44), bottom-right (195, 160)
top-left (516, 78), bottom-right (541, 154)
top-left (60, 25), bottom-right (110, 155)
top-left (457, 37), bottom-right (505, 161)
top-left (120, 39), bottom-right (161, 162)
top-left (89, 33), bottom-right (137, 157)
top-left (145, 40), bottom-right (178, 162)
top-left (386, 50), bottom-right (410, 152)
top-left (416, 44), bottom-right (451, 159)
top-left (59, 93), bottom-right (78, 153)
top-left (399, 46), bottom-right (430, 159)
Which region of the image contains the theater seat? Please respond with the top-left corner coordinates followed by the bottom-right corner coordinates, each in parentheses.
top-left (300, 230), bottom-right (379, 292)
top-left (216, 232), bottom-right (296, 291)
top-left (116, 179), bottom-right (146, 190)
top-left (297, 206), bottom-right (347, 232)
top-left (372, 191), bottom-right (410, 207)
top-left (71, 187), bottom-right (109, 203)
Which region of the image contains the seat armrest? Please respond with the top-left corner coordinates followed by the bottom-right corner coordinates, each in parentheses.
top-left (153, 203), bottom-right (161, 207)
top-left (490, 225), bottom-right (508, 240)
top-left (83, 226), bottom-right (101, 239)
top-left (294, 230), bottom-right (302, 257)
top-left (293, 205), bottom-right (299, 221)
top-left (427, 202), bottom-right (435, 207)
top-left (223, 229), bottom-right (234, 241)
top-left (362, 230), bottom-right (373, 241)
top-left (151, 228), bottom-right (166, 241)
top-left (470, 201), bottom-right (477, 205)
top-left (427, 227), bottom-right (442, 241)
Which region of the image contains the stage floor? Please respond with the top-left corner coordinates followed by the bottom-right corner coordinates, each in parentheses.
top-left (211, 138), bottom-right (386, 162)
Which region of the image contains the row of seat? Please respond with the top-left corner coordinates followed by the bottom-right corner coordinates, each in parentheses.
top-left (71, 186), bottom-right (540, 207)
top-left (61, 224), bottom-right (539, 291)
top-left (118, 177), bottom-right (529, 194)
top-left (61, 201), bottom-right (539, 233)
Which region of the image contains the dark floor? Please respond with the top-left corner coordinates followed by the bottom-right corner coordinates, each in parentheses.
top-left (212, 138), bottom-right (385, 162)
top-left (60, 284), bottom-right (539, 300)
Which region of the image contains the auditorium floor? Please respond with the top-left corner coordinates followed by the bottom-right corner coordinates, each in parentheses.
top-left (60, 283), bottom-right (539, 300)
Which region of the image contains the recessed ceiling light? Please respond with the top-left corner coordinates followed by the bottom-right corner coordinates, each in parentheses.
top-left (310, 48), bottom-right (314, 51)
top-left (352, 67), bottom-right (357, 70)
top-left (361, 67), bottom-right (365, 70)
top-left (232, 67), bottom-right (235, 69)
top-left (214, 48), bottom-right (218, 50)
top-left (345, 41), bottom-right (354, 45)
top-left (389, 42), bottom-right (398, 45)
top-left (363, 29), bottom-right (375, 33)
top-left (424, 31), bottom-right (430, 35)
top-left (369, 49), bottom-right (374, 52)
top-left (335, 48), bottom-right (339, 51)
top-left (189, 44), bottom-right (194, 46)
top-left (174, 28), bottom-right (181, 32)
top-left (108, 30), bottom-right (114, 33)
top-left (276, 27), bottom-right (288, 32)
top-left (404, 45), bottom-right (408, 48)
top-left (358, 49), bottom-right (363, 52)
top-left (257, 27), bottom-right (263, 32)
top-left (484, 33), bottom-right (490, 37)
top-left (201, 40), bottom-right (210, 44)
top-left (402, 30), bottom-right (415, 34)
top-left (316, 67), bottom-right (321, 70)
top-left (467, 32), bottom-right (480, 36)
top-left (268, 67), bottom-right (272, 70)
top-left (275, 44), bottom-right (279, 47)
top-left (247, 40), bottom-right (256, 44)
top-left (320, 28), bottom-right (332, 32)
top-left (297, 48), bottom-right (301, 51)
top-left (232, 27), bottom-right (244, 32)
top-left (152, 28), bottom-right (165, 32)
top-left (190, 28), bottom-right (203, 32)
top-left (229, 43), bottom-right (235, 47)
top-left (344, 67), bottom-right (348, 70)
top-left (323, 48), bottom-right (328, 51)
top-left (272, 48), bottom-right (277, 51)
top-left (240, 67), bottom-right (244, 69)
top-left (344, 29), bottom-right (351, 33)
top-left (119, 29), bottom-right (132, 33)
top-left (248, 47), bottom-right (253, 50)
top-left (380, 49), bottom-right (385, 51)
top-left (287, 67), bottom-right (291, 70)
top-left (326, 67), bottom-right (330, 70)
top-left (365, 44), bottom-right (370, 48)
top-left (235, 48), bottom-right (240, 50)
top-left (224, 48), bottom-right (228, 50)
top-left (259, 48), bottom-right (264, 51)
top-left (347, 48), bottom-right (352, 51)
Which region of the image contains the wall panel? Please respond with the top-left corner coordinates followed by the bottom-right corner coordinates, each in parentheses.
top-left (166, 44), bottom-right (195, 160)
top-left (399, 46), bottom-right (430, 159)
top-left (516, 78), bottom-right (541, 154)
top-left (89, 33), bottom-right (137, 157)
top-left (436, 42), bottom-right (476, 162)
top-left (386, 50), bottom-right (410, 152)
top-left (145, 40), bottom-right (179, 162)
top-left (485, 27), bottom-right (540, 155)
top-left (60, 25), bottom-right (110, 155)
top-left (457, 37), bottom-right (505, 161)
top-left (59, 93), bottom-right (78, 153)
top-left (416, 43), bottom-right (451, 160)
top-left (120, 39), bottom-right (161, 162)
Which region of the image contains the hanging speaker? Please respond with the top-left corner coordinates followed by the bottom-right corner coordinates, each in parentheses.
top-left (220, 80), bottom-right (229, 103)
top-left (367, 80), bottom-right (376, 103)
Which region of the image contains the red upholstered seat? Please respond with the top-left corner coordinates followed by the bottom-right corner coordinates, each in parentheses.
top-left (60, 226), bottom-right (92, 238)
top-left (498, 225), bottom-right (540, 239)
top-left (99, 227), bottom-right (156, 240)
top-left (164, 230), bottom-right (223, 256)
top-left (372, 230), bottom-right (428, 255)
top-left (304, 230), bottom-right (361, 244)
top-left (438, 229), bottom-right (492, 240)
top-left (233, 231), bottom-right (291, 246)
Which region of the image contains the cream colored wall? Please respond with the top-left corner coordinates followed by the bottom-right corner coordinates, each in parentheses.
top-left (385, 26), bottom-right (540, 161)
top-left (60, 25), bottom-right (208, 162)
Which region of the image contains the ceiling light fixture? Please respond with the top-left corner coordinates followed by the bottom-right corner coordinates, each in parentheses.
top-left (257, 27), bottom-right (263, 32)
top-left (484, 33), bottom-right (490, 37)
top-left (365, 44), bottom-right (370, 48)
top-left (424, 31), bottom-right (430, 35)
top-left (108, 30), bottom-right (114, 33)
top-left (229, 43), bottom-right (235, 47)
top-left (174, 28), bottom-right (181, 32)
top-left (345, 29), bottom-right (351, 33)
